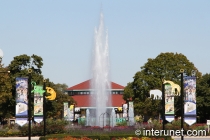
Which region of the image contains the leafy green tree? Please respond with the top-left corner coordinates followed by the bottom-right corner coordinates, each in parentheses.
top-left (123, 52), bottom-right (201, 119)
top-left (123, 82), bottom-right (134, 100)
top-left (0, 66), bottom-right (13, 122)
top-left (134, 97), bottom-right (161, 118)
top-left (196, 73), bottom-right (210, 122)
top-left (8, 54), bottom-right (44, 84)
top-left (7, 54), bottom-right (75, 120)
top-left (7, 54), bottom-right (44, 117)
top-left (44, 80), bottom-right (75, 119)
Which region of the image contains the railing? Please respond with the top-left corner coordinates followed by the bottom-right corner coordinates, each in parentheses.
top-left (78, 117), bottom-right (129, 126)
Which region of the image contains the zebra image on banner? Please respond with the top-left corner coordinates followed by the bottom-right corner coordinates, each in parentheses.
top-left (184, 76), bottom-right (196, 125)
top-left (15, 77), bottom-right (28, 126)
top-left (33, 84), bottom-right (45, 123)
top-left (165, 83), bottom-right (175, 122)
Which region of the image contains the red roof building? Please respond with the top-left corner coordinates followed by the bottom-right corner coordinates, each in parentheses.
top-left (66, 79), bottom-right (125, 108)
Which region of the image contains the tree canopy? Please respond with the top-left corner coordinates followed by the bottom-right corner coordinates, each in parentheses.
top-left (196, 73), bottom-right (210, 122)
top-left (43, 79), bottom-right (75, 119)
top-left (0, 54), bottom-right (75, 120)
top-left (123, 52), bottom-right (201, 119)
top-left (0, 66), bottom-right (13, 120)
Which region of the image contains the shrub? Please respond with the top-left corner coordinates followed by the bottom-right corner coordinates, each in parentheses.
top-left (116, 121), bottom-right (127, 126)
top-left (99, 135), bottom-right (110, 140)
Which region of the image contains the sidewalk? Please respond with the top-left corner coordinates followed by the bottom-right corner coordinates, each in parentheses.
top-left (0, 137), bottom-right (40, 140)
top-left (172, 136), bottom-right (210, 139)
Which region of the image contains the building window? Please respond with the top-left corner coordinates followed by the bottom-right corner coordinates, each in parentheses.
top-left (68, 91), bottom-right (74, 96)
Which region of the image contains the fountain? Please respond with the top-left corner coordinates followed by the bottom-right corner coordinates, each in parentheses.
top-left (90, 12), bottom-right (111, 127)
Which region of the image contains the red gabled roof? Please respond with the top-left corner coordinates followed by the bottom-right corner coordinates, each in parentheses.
top-left (72, 94), bottom-right (125, 107)
top-left (67, 79), bottom-right (124, 90)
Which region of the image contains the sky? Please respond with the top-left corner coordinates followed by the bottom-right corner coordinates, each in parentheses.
top-left (0, 1), bottom-right (210, 87)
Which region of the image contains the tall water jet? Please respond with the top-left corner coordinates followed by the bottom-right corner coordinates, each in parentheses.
top-left (90, 12), bottom-right (111, 127)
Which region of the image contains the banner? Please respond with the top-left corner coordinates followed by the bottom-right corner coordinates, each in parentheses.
top-left (15, 77), bottom-right (28, 126)
top-left (63, 102), bottom-right (68, 119)
top-left (33, 84), bottom-right (44, 123)
top-left (165, 83), bottom-right (175, 122)
top-left (123, 103), bottom-right (128, 119)
top-left (184, 76), bottom-right (196, 125)
top-left (66, 104), bottom-right (74, 121)
top-left (74, 107), bottom-right (80, 120)
top-left (128, 101), bottom-right (135, 125)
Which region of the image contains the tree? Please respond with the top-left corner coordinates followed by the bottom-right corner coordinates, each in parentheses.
top-left (0, 66), bottom-right (13, 122)
top-left (196, 73), bottom-right (210, 122)
top-left (7, 54), bottom-right (44, 117)
top-left (123, 52), bottom-right (201, 118)
top-left (8, 54), bottom-right (75, 120)
top-left (8, 54), bottom-right (44, 93)
top-left (44, 81), bottom-right (75, 119)
top-left (8, 54), bottom-right (43, 83)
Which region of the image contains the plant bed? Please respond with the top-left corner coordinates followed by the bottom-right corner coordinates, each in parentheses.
top-left (39, 134), bottom-right (173, 140)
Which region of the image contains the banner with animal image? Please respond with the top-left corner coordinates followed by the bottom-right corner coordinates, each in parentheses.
top-left (15, 77), bottom-right (28, 126)
top-left (33, 84), bottom-right (45, 123)
top-left (123, 103), bottom-right (128, 119)
top-left (74, 107), bottom-right (80, 120)
top-left (65, 104), bottom-right (74, 121)
top-left (184, 76), bottom-right (196, 125)
top-left (128, 101), bottom-right (135, 125)
top-left (63, 102), bottom-right (68, 119)
top-left (165, 83), bottom-right (175, 122)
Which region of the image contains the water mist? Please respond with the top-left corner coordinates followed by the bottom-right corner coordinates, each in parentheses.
top-left (90, 13), bottom-right (111, 127)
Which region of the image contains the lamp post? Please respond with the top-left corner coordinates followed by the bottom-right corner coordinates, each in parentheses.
top-left (28, 69), bottom-right (32, 140)
top-left (43, 80), bottom-right (46, 137)
top-left (0, 49), bottom-right (4, 64)
top-left (161, 79), bottom-right (165, 130)
top-left (0, 71), bottom-right (10, 74)
top-left (180, 69), bottom-right (184, 140)
top-left (0, 49), bottom-right (9, 74)
top-left (73, 103), bottom-right (75, 121)
top-left (0, 52), bottom-right (10, 125)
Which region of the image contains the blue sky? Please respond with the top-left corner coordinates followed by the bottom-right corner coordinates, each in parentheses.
top-left (0, 1), bottom-right (209, 87)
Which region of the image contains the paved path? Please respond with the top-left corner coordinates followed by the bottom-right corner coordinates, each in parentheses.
top-left (172, 136), bottom-right (210, 140)
top-left (0, 137), bottom-right (40, 140)
top-left (0, 136), bottom-right (209, 140)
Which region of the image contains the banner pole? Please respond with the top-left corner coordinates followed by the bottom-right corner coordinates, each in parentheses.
top-left (180, 69), bottom-right (184, 140)
top-left (28, 69), bottom-right (32, 140)
top-left (162, 81), bottom-right (165, 131)
top-left (43, 80), bottom-right (46, 137)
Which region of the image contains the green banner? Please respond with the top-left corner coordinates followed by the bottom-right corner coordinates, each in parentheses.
top-left (32, 83), bottom-right (45, 123)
